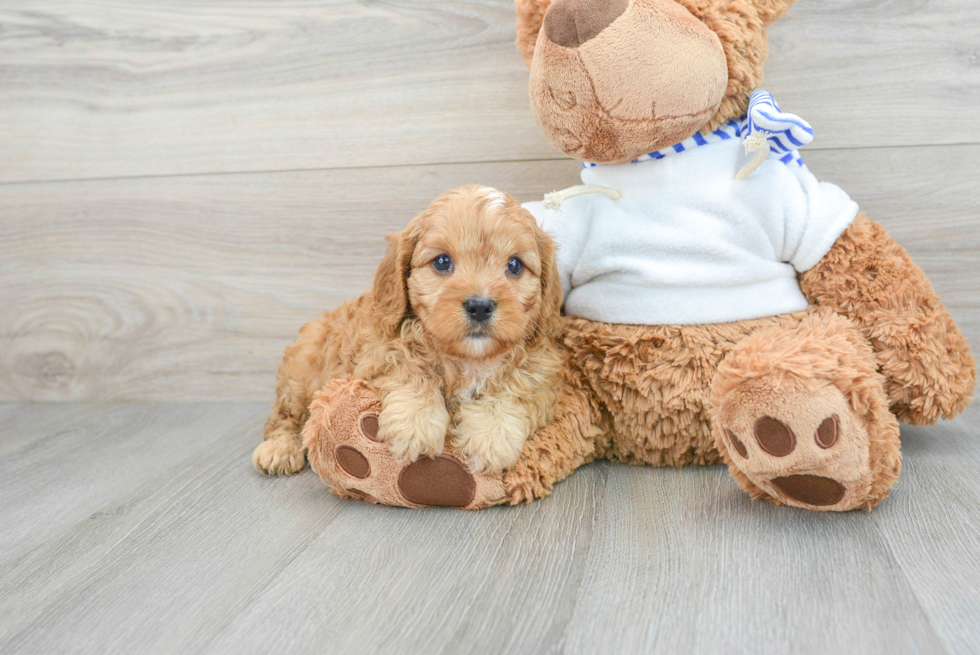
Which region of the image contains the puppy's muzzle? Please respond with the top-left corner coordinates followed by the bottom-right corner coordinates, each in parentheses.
top-left (463, 297), bottom-right (496, 324)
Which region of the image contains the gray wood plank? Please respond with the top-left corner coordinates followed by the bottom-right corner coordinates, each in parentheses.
top-left (1, 402), bottom-right (979, 653)
top-left (559, 464), bottom-right (945, 654)
top-left (0, 409), bottom-right (351, 654)
top-left (765, 0), bottom-right (980, 153)
top-left (1, 0), bottom-right (977, 183)
top-left (872, 407), bottom-right (980, 655)
top-left (204, 466), bottom-right (607, 655)
top-left (1, 145), bottom-right (977, 403)
top-left (0, 402), bottom-right (265, 564)
top-left (0, 402), bottom-right (108, 457)
top-left (0, 400), bottom-right (607, 654)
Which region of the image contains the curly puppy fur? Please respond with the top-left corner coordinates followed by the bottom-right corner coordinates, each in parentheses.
top-left (255, 185), bottom-right (565, 476)
top-left (500, 353), bottom-right (609, 503)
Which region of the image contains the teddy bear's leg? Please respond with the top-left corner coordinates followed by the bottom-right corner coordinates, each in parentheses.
top-left (499, 365), bottom-right (607, 504)
top-left (559, 316), bottom-right (784, 468)
top-left (303, 369), bottom-right (602, 509)
top-left (800, 213), bottom-right (976, 424)
top-left (711, 308), bottom-right (902, 511)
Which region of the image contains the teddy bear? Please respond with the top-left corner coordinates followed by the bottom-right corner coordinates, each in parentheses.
top-left (301, 0), bottom-right (974, 511)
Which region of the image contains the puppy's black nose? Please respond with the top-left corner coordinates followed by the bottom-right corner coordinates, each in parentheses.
top-left (463, 297), bottom-right (496, 323)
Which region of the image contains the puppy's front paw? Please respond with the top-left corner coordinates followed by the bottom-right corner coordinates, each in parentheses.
top-left (253, 439), bottom-right (306, 476)
top-left (378, 395), bottom-right (449, 462)
top-left (454, 410), bottom-right (529, 474)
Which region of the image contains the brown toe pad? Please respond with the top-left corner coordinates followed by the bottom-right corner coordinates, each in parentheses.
top-left (754, 416), bottom-right (796, 457)
top-left (771, 474), bottom-right (846, 507)
top-left (360, 413), bottom-right (381, 441)
top-left (398, 455), bottom-right (476, 507)
top-left (336, 445), bottom-right (370, 479)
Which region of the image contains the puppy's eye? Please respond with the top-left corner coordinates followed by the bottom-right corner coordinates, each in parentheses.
top-left (507, 257), bottom-right (524, 276)
top-left (432, 254), bottom-right (453, 273)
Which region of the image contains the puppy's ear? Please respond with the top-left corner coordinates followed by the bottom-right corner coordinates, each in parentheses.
top-left (534, 223), bottom-right (564, 337)
top-left (372, 222), bottom-right (422, 338)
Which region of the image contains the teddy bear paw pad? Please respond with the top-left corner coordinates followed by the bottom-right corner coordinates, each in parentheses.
top-left (717, 383), bottom-right (875, 511)
top-left (770, 474), bottom-right (845, 507)
top-left (397, 455), bottom-right (476, 507)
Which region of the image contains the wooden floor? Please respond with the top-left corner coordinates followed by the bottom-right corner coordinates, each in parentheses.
top-left (0, 402), bottom-right (977, 654)
top-left (2, 0), bottom-right (980, 653)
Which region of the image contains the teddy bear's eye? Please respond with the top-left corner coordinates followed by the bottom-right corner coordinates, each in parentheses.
top-left (432, 254), bottom-right (453, 273)
top-left (507, 257), bottom-right (524, 276)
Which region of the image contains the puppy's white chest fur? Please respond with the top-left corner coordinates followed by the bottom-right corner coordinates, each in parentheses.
top-left (447, 357), bottom-right (530, 475)
top-left (453, 361), bottom-right (500, 403)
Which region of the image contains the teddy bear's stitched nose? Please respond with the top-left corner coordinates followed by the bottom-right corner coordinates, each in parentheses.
top-left (543, 0), bottom-right (630, 48)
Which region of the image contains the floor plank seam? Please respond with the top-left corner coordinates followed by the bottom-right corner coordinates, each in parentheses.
top-left (425, 509), bottom-right (525, 655)
top-left (3, 142), bottom-right (978, 188)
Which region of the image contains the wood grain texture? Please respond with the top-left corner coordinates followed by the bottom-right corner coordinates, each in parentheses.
top-left (561, 466), bottom-right (945, 654)
top-left (0, 402), bottom-right (265, 564)
top-left (871, 419), bottom-right (980, 655)
top-left (1, 0), bottom-right (978, 182)
top-left (1, 145), bottom-right (977, 402)
top-left (1, 402), bottom-right (978, 654)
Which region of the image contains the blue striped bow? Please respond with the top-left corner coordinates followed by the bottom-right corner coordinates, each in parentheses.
top-left (742, 91), bottom-right (814, 154)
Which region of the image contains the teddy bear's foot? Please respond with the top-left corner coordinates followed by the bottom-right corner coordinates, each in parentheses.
top-left (712, 310), bottom-right (902, 511)
top-left (302, 378), bottom-right (508, 509)
top-left (716, 384), bottom-right (884, 510)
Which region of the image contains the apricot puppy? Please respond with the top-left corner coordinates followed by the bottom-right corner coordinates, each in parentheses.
top-left (253, 185), bottom-right (564, 476)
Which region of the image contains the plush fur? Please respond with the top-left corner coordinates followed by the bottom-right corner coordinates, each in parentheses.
top-left (711, 307), bottom-right (902, 509)
top-left (800, 214), bottom-right (976, 425)
top-left (256, 185), bottom-right (565, 477)
top-left (519, 0), bottom-right (795, 162)
top-left (298, 0), bottom-right (974, 512)
top-left (527, 0), bottom-right (730, 162)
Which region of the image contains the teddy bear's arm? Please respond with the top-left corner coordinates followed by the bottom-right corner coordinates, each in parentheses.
top-left (799, 212), bottom-right (976, 425)
top-left (500, 361), bottom-right (607, 503)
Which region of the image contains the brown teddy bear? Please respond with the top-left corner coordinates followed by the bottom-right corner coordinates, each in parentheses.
top-left (299, 0), bottom-right (975, 511)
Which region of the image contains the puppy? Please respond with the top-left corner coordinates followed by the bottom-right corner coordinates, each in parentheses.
top-left (253, 185), bottom-right (564, 476)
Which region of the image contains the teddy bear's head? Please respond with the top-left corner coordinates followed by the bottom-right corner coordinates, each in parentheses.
top-left (516, 0), bottom-right (796, 163)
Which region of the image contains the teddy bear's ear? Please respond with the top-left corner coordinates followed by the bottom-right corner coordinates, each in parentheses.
top-left (515, 0), bottom-right (554, 66)
top-left (752, 0), bottom-right (798, 25)
top-left (669, 0), bottom-right (798, 133)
